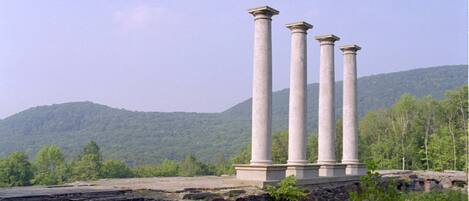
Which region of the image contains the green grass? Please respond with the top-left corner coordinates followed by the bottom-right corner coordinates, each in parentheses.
top-left (402, 190), bottom-right (468, 201)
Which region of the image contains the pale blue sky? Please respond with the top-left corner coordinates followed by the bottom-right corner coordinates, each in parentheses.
top-left (0, 0), bottom-right (467, 118)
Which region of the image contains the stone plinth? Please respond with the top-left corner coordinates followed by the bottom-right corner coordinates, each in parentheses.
top-left (234, 164), bottom-right (286, 182)
top-left (286, 164), bottom-right (320, 180)
top-left (318, 164), bottom-right (346, 177)
top-left (344, 163), bottom-right (366, 176)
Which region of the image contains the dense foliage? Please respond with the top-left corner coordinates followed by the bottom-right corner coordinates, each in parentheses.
top-left (0, 65), bottom-right (466, 165)
top-left (32, 145), bottom-right (67, 185)
top-left (360, 85), bottom-right (468, 171)
top-left (0, 152), bottom-right (34, 187)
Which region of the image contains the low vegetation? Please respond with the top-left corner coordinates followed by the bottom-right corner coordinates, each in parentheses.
top-left (350, 162), bottom-right (468, 201)
top-left (266, 176), bottom-right (308, 201)
top-left (0, 141), bottom-right (217, 187)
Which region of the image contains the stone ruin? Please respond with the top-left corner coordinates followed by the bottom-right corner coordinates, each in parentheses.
top-left (234, 6), bottom-right (366, 185)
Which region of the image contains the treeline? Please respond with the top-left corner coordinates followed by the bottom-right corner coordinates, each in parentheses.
top-left (0, 141), bottom-right (227, 187)
top-left (229, 85), bottom-right (469, 171)
top-left (1, 85), bottom-right (466, 187)
top-left (359, 85), bottom-right (467, 171)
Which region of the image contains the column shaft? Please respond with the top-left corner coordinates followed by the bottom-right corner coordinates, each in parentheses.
top-left (249, 7), bottom-right (278, 165)
top-left (341, 45), bottom-right (361, 164)
top-left (316, 35), bottom-right (340, 165)
top-left (287, 22), bottom-right (312, 165)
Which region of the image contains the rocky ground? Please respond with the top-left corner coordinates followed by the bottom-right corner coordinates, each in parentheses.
top-left (0, 171), bottom-right (467, 201)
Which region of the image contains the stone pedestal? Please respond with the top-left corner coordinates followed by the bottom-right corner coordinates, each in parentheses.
top-left (344, 163), bottom-right (367, 176)
top-left (318, 164), bottom-right (346, 177)
top-left (284, 21), bottom-right (317, 181)
top-left (286, 164), bottom-right (320, 180)
top-left (235, 6), bottom-right (283, 183)
top-left (235, 164), bottom-right (287, 181)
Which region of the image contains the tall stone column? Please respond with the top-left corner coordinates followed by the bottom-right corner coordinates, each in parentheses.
top-left (249, 6), bottom-right (278, 166)
top-left (285, 21), bottom-right (319, 180)
top-left (287, 21), bottom-right (312, 165)
top-left (340, 44), bottom-right (366, 175)
top-left (315, 34), bottom-right (346, 177)
top-left (235, 6), bottom-right (286, 182)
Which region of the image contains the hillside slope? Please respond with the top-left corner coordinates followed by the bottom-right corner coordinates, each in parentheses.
top-left (0, 65), bottom-right (467, 165)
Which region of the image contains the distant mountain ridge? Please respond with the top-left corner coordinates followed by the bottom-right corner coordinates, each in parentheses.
top-left (0, 65), bottom-right (467, 165)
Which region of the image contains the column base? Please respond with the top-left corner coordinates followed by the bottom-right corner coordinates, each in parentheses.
top-left (318, 163), bottom-right (346, 177)
top-left (343, 163), bottom-right (367, 176)
top-left (234, 164), bottom-right (287, 182)
top-left (286, 164), bottom-right (320, 180)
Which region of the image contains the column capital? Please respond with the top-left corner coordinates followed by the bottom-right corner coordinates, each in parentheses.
top-left (340, 44), bottom-right (361, 53)
top-left (248, 6), bottom-right (279, 19)
top-left (315, 34), bottom-right (340, 45)
top-left (286, 21), bottom-right (313, 33)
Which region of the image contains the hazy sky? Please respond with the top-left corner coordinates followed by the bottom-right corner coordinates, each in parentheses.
top-left (0, 0), bottom-right (467, 118)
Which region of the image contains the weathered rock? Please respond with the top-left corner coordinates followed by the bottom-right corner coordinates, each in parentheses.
top-left (221, 189), bottom-right (246, 197)
top-left (181, 192), bottom-right (215, 200)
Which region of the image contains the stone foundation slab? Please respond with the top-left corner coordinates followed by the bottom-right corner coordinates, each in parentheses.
top-left (318, 164), bottom-right (346, 177)
top-left (344, 163), bottom-right (367, 176)
top-left (286, 164), bottom-right (320, 180)
top-left (234, 164), bottom-right (287, 182)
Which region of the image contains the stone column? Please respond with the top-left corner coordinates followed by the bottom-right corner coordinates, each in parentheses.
top-left (287, 21), bottom-right (312, 166)
top-left (315, 34), bottom-right (346, 177)
top-left (340, 44), bottom-right (366, 176)
top-left (235, 6), bottom-right (286, 182)
top-left (248, 6), bottom-right (278, 166)
top-left (285, 22), bottom-right (319, 180)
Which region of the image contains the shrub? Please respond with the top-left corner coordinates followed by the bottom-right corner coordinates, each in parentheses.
top-left (100, 160), bottom-right (133, 178)
top-left (266, 176), bottom-right (308, 201)
top-left (349, 161), bottom-right (403, 201)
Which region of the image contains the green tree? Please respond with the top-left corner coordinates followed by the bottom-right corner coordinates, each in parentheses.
top-left (82, 141), bottom-right (102, 161)
top-left (157, 159), bottom-right (179, 176)
top-left (0, 152), bottom-right (34, 186)
top-left (428, 127), bottom-right (454, 171)
top-left (306, 134), bottom-right (318, 163)
top-left (100, 160), bottom-right (133, 178)
top-left (390, 93), bottom-right (417, 170)
top-left (70, 141), bottom-right (103, 181)
top-left (230, 145), bottom-right (250, 165)
top-left (178, 154), bottom-right (208, 176)
top-left (415, 96), bottom-right (438, 170)
top-left (33, 145), bottom-right (67, 185)
top-left (272, 131), bottom-right (288, 164)
top-left (213, 153), bottom-right (232, 175)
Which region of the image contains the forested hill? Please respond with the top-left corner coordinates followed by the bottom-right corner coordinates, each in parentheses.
top-left (0, 65), bottom-right (467, 165)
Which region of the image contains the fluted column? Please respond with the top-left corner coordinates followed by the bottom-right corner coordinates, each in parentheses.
top-left (315, 34), bottom-right (340, 165)
top-left (286, 22), bottom-right (313, 165)
top-left (341, 45), bottom-right (361, 164)
top-left (248, 6), bottom-right (279, 165)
